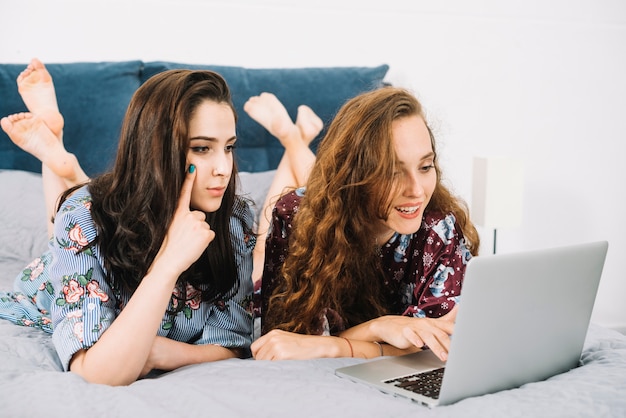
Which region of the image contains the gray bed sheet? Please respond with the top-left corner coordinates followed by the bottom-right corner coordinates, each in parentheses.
top-left (1, 169), bottom-right (625, 417)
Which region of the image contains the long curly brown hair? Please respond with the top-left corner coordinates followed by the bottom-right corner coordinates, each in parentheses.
top-left (263, 86), bottom-right (480, 334)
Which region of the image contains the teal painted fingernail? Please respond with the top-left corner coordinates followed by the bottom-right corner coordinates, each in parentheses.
top-left (188, 164), bottom-right (195, 173)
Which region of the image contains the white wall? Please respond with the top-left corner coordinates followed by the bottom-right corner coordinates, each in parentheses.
top-left (2, 0), bottom-right (625, 331)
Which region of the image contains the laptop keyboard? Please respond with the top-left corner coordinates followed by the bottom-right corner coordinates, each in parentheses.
top-left (384, 367), bottom-right (445, 399)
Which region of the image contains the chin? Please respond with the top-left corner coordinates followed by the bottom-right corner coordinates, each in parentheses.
top-left (192, 200), bottom-right (223, 214)
top-left (205, 203), bottom-right (223, 213)
top-left (389, 218), bottom-right (424, 235)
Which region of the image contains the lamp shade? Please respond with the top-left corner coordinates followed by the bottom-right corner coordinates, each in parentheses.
top-left (471, 156), bottom-right (524, 229)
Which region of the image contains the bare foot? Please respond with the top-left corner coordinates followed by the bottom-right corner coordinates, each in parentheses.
top-left (295, 105), bottom-right (323, 145)
top-left (17, 58), bottom-right (64, 138)
top-left (244, 92), bottom-right (300, 146)
top-left (1, 113), bottom-right (84, 182)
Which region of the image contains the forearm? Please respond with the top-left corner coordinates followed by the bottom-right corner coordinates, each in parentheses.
top-left (340, 312), bottom-right (456, 362)
top-left (339, 316), bottom-right (424, 357)
top-left (252, 329), bottom-right (412, 360)
top-left (145, 337), bottom-right (238, 373)
top-left (338, 317), bottom-right (383, 341)
top-left (69, 268), bottom-right (177, 386)
top-left (339, 334), bottom-right (420, 358)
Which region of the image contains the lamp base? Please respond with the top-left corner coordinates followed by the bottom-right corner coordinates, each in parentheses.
top-left (493, 229), bottom-right (497, 255)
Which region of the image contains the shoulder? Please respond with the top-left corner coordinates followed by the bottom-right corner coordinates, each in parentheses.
top-left (232, 196), bottom-right (255, 231)
top-left (230, 197), bottom-right (256, 251)
top-left (54, 185), bottom-right (97, 243)
top-left (419, 210), bottom-right (471, 260)
top-left (415, 210), bottom-right (465, 249)
top-left (274, 187), bottom-right (305, 217)
top-left (58, 185), bottom-right (93, 212)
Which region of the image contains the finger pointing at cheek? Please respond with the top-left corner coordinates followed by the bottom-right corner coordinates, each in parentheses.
top-left (155, 164), bottom-right (215, 276)
top-left (177, 164), bottom-right (197, 213)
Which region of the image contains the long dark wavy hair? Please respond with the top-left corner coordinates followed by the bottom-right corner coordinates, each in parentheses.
top-left (59, 69), bottom-right (243, 308)
top-left (263, 86), bottom-right (480, 334)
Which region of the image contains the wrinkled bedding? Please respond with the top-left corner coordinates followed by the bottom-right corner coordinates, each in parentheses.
top-left (1, 169), bottom-right (625, 417)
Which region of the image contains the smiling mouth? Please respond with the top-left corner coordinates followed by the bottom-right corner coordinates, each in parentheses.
top-left (395, 205), bottom-right (420, 214)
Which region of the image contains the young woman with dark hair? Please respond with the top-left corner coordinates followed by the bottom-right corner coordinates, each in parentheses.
top-left (0, 59), bottom-right (255, 385)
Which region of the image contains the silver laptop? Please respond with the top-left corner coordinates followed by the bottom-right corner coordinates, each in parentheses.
top-left (336, 240), bottom-right (608, 407)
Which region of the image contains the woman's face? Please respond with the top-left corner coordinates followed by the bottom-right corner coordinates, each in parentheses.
top-left (377, 115), bottom-right (437, 242)
top-left (186, 100), bottom-right (237, 213)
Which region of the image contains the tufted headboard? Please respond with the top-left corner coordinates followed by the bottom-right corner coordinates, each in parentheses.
top-left (0, 61), bottom-right (389, 176)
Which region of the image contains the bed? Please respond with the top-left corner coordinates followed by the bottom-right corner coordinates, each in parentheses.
top-left (1, 61), bottom-right (626, 417)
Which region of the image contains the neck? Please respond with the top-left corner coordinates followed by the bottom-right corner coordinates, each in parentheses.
top-left (375, 229), bottom-right (395, 246)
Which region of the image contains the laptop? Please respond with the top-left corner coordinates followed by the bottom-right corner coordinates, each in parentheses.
top-left (335, 240), bottom-right (608, 407)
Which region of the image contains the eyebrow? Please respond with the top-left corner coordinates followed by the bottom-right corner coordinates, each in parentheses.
top-left (397, 151), bottom-right (435, 165)
top-left (189, 135), bottom-right (237, 142)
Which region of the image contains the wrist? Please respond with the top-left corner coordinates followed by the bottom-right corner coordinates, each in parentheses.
top-left (373, 341), bottom-right (384, 357)
top-left (367, 316), bottom-right (385, 341)
top-left (327, 336), bottom-right (348, 358)
top-left (146, 257), bottom-right (183, 284)
top-left (340, 337), bottom-right (354, 358)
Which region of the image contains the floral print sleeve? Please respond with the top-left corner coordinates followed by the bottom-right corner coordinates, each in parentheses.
top-left (48, 186), bottom-right (117, 371)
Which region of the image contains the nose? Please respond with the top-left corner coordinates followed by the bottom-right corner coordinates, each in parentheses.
top-left (212, 151), bottom-right (230, 177)
top-left (403, 171), bottom-right (425, 198)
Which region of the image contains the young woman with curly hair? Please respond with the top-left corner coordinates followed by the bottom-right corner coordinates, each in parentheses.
top-left (250, 86), bottom-right (480, 362)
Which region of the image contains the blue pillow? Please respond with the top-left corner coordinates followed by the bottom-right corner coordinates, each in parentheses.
top-left (0, 61), bottom-right (389, 175)
top-left (0, 61), bottom-right (142, 176)
top-left (142, 62), bottom-right (390, 172)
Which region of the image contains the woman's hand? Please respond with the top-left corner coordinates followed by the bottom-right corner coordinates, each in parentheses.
top-left (370, 307), bottom-right (457, 361)
top-left (251, 329), bottom-right (343, 360)
top-left (150, 165), bottom-right (215, 278)
top-left (340, 307), bottom-right (458, 362)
